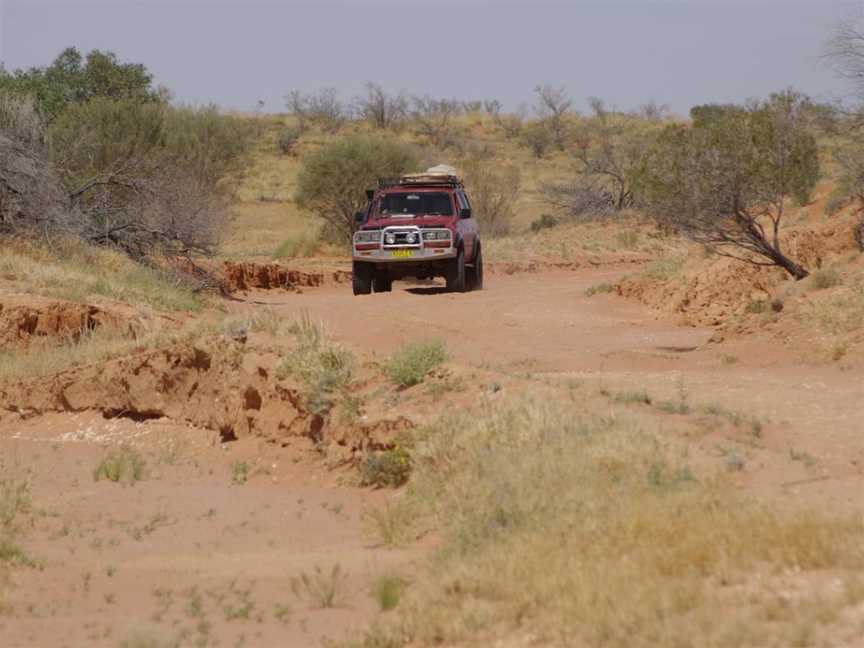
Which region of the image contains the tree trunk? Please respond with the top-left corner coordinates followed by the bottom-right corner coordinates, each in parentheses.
top-left (770, 247), bottom-right (809, 280)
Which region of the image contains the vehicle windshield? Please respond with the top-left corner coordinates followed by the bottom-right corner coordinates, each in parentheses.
top-left (378, 191), bottom-right (453, 217)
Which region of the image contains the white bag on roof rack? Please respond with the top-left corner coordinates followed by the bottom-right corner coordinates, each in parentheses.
top-left (425, 164), bottom-right (458, 175)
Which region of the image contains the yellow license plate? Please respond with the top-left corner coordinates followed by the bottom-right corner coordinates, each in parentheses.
top-left (391, 250), bottom-right (414, 258)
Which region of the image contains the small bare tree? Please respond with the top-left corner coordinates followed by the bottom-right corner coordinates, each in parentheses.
top-left (533, 84), bottom-right (573, 149)
top-left (352, 82), bottom-right (407, 130)
top-left (540, 180), bottom-right (617, 220)
top-left (483, 99), bottom-right (503, 116)
top-left (460, 154), bottom-right (521, 237)
top-left (638, 91), bottom-right (819, 280)
top-left (825, 13), bottom-right (864, 99)
top-left (408, 95), bottom-right (462, 146)
top-left (637, 100), bottom-right (671, 122)
top-left (285, 87), bottom-right (346, 133)
top-left (571, 97), bottom-right (654, 210)
top-left (0, 94), bottom-right (68, 235)
top-left (824, 13), bottom-right (864, 246)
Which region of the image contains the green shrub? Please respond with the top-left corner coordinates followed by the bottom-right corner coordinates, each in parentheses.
top-left (373, 574), bottom-right (407, 611)
top-left (273, 231), bottom-right (320, 259)
top-left (362, 448), bottom-right (412, 488)
top-left (93, 446), bottom-right (145, 483)
top-left (277, 126), bottom-right (302, 155)
top-left (295, 135), bottom-right (417, 244)
top-left (277, 316), bottom-right (354, 414)
top-left (231, 461), bottom-right (249, 486)
top-left (825, 193), bottom-right (849, 217)
top-left (384, 340), bottom-right (447, 387)
top-left (530, 213), bottom-right (560, 233)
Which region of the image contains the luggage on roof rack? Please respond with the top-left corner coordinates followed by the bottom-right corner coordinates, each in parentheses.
top-left (399, 172), bottom-right (462, 186)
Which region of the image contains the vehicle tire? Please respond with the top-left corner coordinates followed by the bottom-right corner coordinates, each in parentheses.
top-left (352, 262), bottom-right (372, 295)
top-left (373, 276), bottom-right (392, 293)
top-left (446, 247), bottom-right (467, 293)
top-left (467, 245), bottom-right (484, 291)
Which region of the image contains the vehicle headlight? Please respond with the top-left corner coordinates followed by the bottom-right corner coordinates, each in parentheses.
top-left (406, 232), bottom-right (418, 244)
top-left (422, 230), bottom-right (451, 241)
top-left (354, 231), bottom-right (380, 244)
top-left (384, 233), bottom-right (396, 245)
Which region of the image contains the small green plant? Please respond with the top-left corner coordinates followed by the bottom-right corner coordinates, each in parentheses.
top-left (383, 339), bottom-right (448, 387)
top-left (291, 564), bottom-right (348, 609)
top-left (0, 539), bottom-right (39, 568)
top-left (745, 299), bottom-right (768, 314)
top-left (585, 282), bottom-right (615, 297)
top-left (93, 446), bottom-right (145, 483)
top-left (231, 461), bottom-right (250, 486)
top-left (273, 602), bottom-right (291, 623)
top-left (809, 268), bottom-right (842, 290)
top-left (362, 448), bottom-right (412, 488)
top-left (372, 574), bottom-right (406, 611)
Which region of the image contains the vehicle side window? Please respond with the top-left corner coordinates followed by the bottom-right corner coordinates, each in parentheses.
top-left (455, 191), bottom-right (469, 213)
top-left (460, 191), bottom-right (472, 210)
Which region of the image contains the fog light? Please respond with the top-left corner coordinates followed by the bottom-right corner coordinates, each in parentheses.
top-left (385, 233), bottom-right (396, 245)
top-left (406, 232), bottom-right (418, 244)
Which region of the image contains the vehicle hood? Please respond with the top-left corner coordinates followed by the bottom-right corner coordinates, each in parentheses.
top-left (362, 216), bottom-right (455, 230)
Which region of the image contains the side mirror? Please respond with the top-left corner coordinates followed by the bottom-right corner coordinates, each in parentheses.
top-left (354, 211), bottom-right (366, 224)
top-left (460, 207), bottom-right (472, 219)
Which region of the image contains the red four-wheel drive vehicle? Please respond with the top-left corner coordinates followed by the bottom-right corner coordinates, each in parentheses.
top-left (351, 169), bottom-right (483, 295)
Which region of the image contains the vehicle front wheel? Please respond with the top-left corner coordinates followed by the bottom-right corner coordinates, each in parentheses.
top-left (373, 276), bottom-right (392, 293)
top-left (352, 262), bottom-right (372, 295)
top-left (467, 245), bottom-right (483, 291)
top-left (446, 247), bottom-right (467, 293)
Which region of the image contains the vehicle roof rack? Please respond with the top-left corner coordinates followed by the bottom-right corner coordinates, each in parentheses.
top-left (398, 172), bottom-right (463, 187)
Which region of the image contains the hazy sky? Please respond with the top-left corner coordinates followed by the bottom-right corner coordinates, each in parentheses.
top-left (0, 0), bottom-right (857, 115)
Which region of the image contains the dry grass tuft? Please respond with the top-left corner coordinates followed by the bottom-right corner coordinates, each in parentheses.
top-left (93, 446), bottom-right (146, 483)
top-left (0, 238), bottom-right (203, 312)
top-left (799, 271), bottom-right (864, 335)
top-left (0, 320), bottom-right (215, 383)
top-left (277, 315), bottom-right (354, 415)
top-left (383, 340), bottom-right (447, 388)
top-left (358, 399), bottom-right (864, 647)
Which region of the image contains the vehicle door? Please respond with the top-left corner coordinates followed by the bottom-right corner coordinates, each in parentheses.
top-left (455, 190), bottom-right (478, 261)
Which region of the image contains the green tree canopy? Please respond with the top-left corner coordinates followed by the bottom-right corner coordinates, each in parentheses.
top-left (295, 136), bottom-right (418, 243)
top-left (0, 47), bottom-right (158, 121)
top-left (639, 90), bottom-right (819, 280)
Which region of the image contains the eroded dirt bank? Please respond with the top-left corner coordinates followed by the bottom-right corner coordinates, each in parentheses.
top-left (0, 334), bottom-right (411, 462)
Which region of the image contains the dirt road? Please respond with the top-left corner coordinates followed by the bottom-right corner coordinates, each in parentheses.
top-left (247, 268), bottom-right (864, 511)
